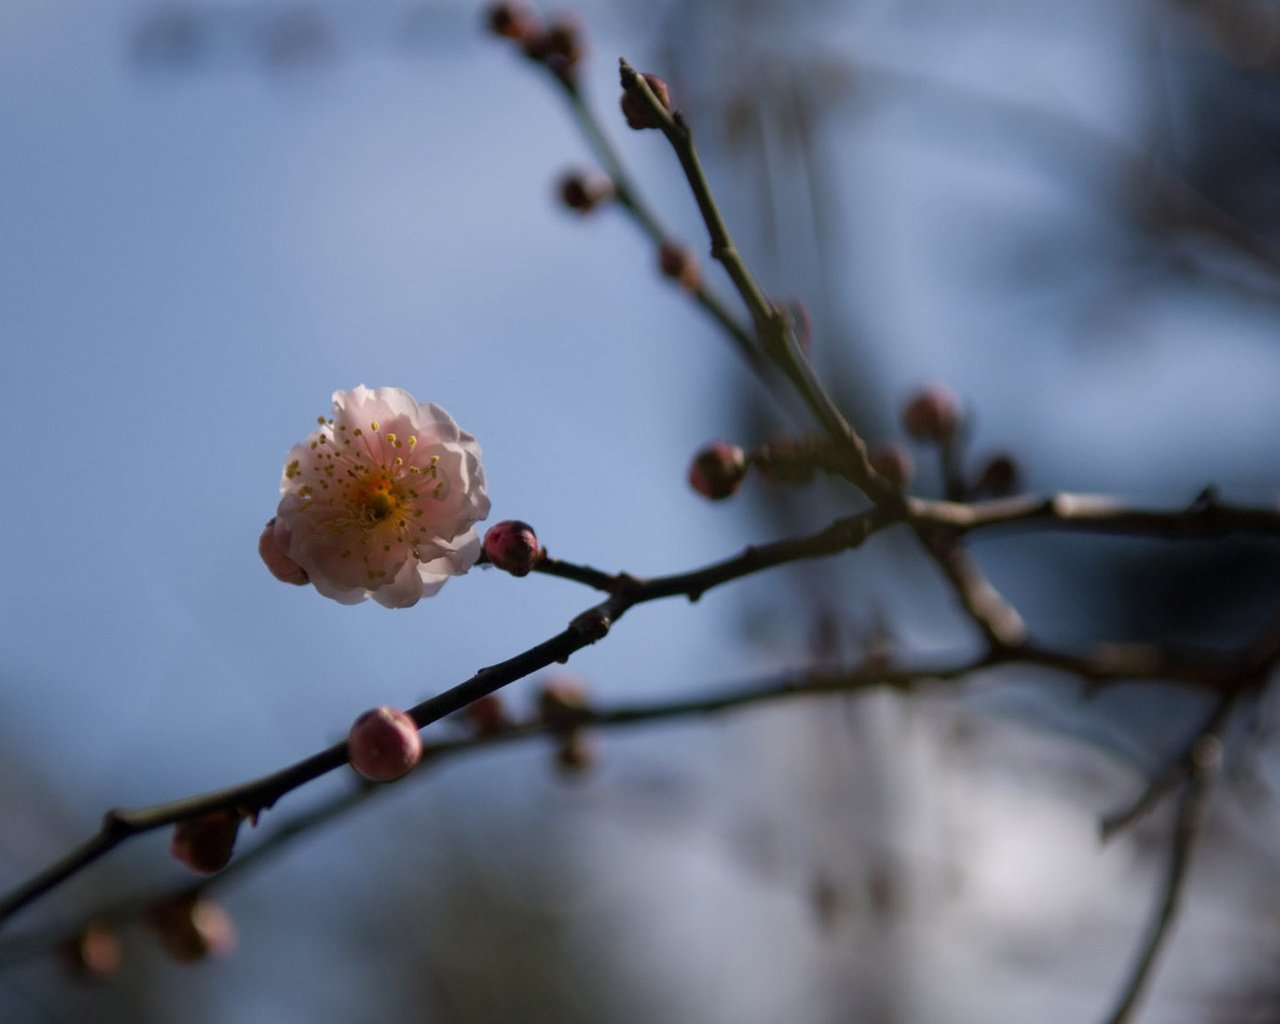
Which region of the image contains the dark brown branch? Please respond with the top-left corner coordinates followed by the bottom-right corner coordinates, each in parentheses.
top-left (4, 628), bottom-right (1272, 970)
top-left (615, 56), bottom-right (1034, 652)
top-left (617, 58), bottom-right (896, 507)
top-left (531, 552), bottom-right (616, 591)
top-left (552, 76), bottom-right (769, 380)
top-left (0, 506), bottom-right (899, 928)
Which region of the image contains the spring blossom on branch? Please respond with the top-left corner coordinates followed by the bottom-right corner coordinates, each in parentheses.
top-left (264, 386), bottom-right (489, 608)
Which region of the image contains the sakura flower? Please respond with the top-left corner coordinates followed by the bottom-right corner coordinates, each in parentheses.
top-left (269, 386), bottom-right (490, 608)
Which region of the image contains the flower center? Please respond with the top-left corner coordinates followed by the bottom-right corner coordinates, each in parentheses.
top-left (360, 480), bottom-right (400, 523)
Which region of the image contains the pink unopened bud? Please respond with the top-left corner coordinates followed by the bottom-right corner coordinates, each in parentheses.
top-left (258, 518), bottom-right (308, 585)
top-left (974, 453), bottom-right (1020, 496)
top-left (555, 730), bottom-right (596, 775)
top-left (61, 923), bottom-right (122, 980)
top-left (537, 676), bottom-right (590, 730)
top-left (149, 898), bottom-right (237, 964)
top-left (688, 441), bottom-right (748, 500)
top-left (483, 520), bottom-right (541, 576)
top-left (348, 706), bottom-right (423, 782)
top-left (558, 169), bottom-right (613, 213)
top-left (170, 808), bottom-right (242, 875)
top-left (485, 1), bottom-right (537, 42)
top-left (621, 71), bottom-right (672, 130)
top-left (658, 240), bottom-right (700, 290)
top-left (524, 14), bottom-right (585, 82)
top-left (901, 383), bottom-right (961, 443)
top-left (465, 693), bottom-right (509, 736)
top-left (869, 442), bottom-right (914, 490)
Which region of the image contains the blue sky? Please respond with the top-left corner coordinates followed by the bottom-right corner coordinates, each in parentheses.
top-left (5, 3), bottom-right (1280, 1023)
top-left (0, 1), bottom-right (753, 805)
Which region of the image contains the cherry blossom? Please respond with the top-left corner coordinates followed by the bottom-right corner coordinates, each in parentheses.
top-left (268, 387), bottom-right (489, 608)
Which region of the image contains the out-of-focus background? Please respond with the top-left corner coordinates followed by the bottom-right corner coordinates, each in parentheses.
top-left (3, 1), bottom-right (1280, 1021)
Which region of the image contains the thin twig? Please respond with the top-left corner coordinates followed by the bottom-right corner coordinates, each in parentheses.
top-left (920, 531), bottom-right (1026, 647)
top-left (616, 57), bottom-right (1034, 650)
top-left (530, 551), bottom-right (616, 591)
top-left (1100, 694), bottom-right (1240, 840)
top-left (3, 636), bottom-right (1269, 970)
top-left (1100, 708), bottom-right (1234, 1024)
top-left (617, 59), bottom-right (895, 506)
top-left (553, 78), bottom-right (770, 380)
top-left (0, 506), bottom-right (900, 927)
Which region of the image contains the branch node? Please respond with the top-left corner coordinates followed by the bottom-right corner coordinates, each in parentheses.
top-left (101, 811), bottom-right (130, 840)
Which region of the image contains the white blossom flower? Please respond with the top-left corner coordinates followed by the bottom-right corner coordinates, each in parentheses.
top-left (268, 386), bottom-right (489, 608)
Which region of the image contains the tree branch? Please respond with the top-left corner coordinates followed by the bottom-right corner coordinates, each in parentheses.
top-left (2, 630), bottom-right (1270, 970)
top-left (0, 506), bottom-right (900, 928)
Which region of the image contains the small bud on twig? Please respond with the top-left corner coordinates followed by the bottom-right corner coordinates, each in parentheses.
top-left (558, 169), bottom-right (614, 213)
top-left (658, 240), bottom-right (700, 290)
top-left (901, 383), bottom-right (960, 443)
top-left (555, 730), bottom-right (596, 775)
top-left (465, 693), bottom-right (510, 736)
top-left (170, 808), bottom-right (243, 875)
top-left (973, 453), bottom-right (1020, 497)
top-left (537, 675), bottom-right (590, 730)
top-left (61, 923), bottom-right (122, 980)
top-left (688, 441), bottom-right (748, 500)
top-left (348, 707), bottom-right (423, 782)
top-left (620, 71), bottom-right (672, 130)
top-left (483, 520), bottom-right (541, 576)
top-left (524, 13), bottom-right (585, 83)
top-left (484, 1), bottom-right (538, 42)
top-left (149, 897), bottom-right (237, 963)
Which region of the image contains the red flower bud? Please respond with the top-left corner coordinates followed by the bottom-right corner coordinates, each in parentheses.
top-left (974, 452), bottom-right (1020, 496)
top-left (621, 72), bottom-right (672, 130)
top-left (485, 1), bottom-right (537, 42)
top-left (170, 808), bottom-right (242, 875)
top-left (149, 898), bottom-right (237, 963)
top-left (558, 169), bottom-right (613, 213)
top-left (483, 520), bottom-right (541, 576)
top-left (688, 441), bottom-right (747, 500)
top-left (658, 241), bottom-right (700, 290)
top-left (61, 923), bottom-right (122, 980)
top-left (524, 14), bottom-right (584, 82)
top-left (901, 383), bottom-right (961, 442)
top-left (465, 693), bottom-right (509, 736)
top-left (537, 676), bottom-right (590, 730)
top-left (348, 706), bottom-right (423, 782)
top-left (555, 730), bottom-right (596, 775)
